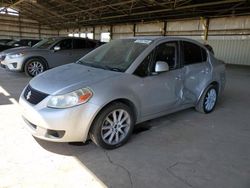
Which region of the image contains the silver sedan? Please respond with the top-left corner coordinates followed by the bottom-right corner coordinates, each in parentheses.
top-left (19, 37), bottom-right (226, 149)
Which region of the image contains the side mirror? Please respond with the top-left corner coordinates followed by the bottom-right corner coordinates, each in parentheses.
top-left (53, 46), bottom-right (61, 51)
top-left (154, 61), bottom-right (169, 73)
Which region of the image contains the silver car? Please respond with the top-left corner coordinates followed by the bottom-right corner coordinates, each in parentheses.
top-left (0, 37), bottom-right (99, 77)
top-left (19, 37), bottom-right (226, 149)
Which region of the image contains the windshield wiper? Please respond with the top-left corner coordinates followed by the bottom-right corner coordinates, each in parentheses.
top-left (104, 66), bottom-right (122, 72)
top-left (77, 60), bottom-right (122, 72)
top-left (77, 60), bottom-right (107, 70)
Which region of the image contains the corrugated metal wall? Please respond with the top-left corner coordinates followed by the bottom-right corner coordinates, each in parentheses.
top-left (0, 15), bottom-right (58, 39)
top-left (207, 40), bottom-right (250, 65)
top-left (59, 15), bottom-right (250, 66)
top-left (1, 9), bottom-right (249, 66)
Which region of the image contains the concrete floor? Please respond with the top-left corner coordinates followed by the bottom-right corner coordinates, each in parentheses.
top-left (0, 65), bottom-right (249, 188)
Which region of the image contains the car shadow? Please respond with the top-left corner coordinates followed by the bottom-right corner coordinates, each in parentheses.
top-left (34, 107), bottom-right (206, 187)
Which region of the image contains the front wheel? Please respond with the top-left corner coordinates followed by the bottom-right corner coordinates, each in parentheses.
top-left (24, 58), bottom-right (46, 77)
top-left (90, 103), bottom-right (135, 149)
top-left (196, 85), bottom-right (218, 113)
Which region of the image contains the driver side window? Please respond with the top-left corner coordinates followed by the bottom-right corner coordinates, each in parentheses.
top-left (134, 41), bottom-right (178, 77)
top-left (134, 50), bottom-right (154, 77)
top-left (57, 39), bottom-right (72, 50)
top-left (154, 42), bottom-right (177, 70)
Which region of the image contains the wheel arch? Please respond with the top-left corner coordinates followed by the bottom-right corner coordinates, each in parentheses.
top-left (197, 81), bottom-right (219, 104)
top-left (86, 98), bottom-right (139, 139)
top-left (95, 98), bottom-right (138, 122)
top-left (22, 56), bottom-right (49, 71)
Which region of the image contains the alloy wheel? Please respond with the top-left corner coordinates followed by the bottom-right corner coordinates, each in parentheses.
top-left (27, 61), bottom-right (44, 76)
top-left (204, 88), bottom-right (217, 111)
top-left (101, 109), bottom-right (131, 145)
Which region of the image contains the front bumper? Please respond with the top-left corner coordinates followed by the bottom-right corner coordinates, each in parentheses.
top-left (19, 94), bottom-right (101, 142)
top-left (0, 55), bottom-right (25, 71)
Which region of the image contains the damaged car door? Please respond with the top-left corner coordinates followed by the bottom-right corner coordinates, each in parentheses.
top-left (180, 40), bottom-right (210, 104)
top-left (134, 41), bottom-right (184, 117)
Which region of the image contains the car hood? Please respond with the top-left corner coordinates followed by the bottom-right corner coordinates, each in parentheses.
top-left (29, 63), bottom-right (121, 95)
top-left (1, 46), bottom-right (31, 54)
top-left (1, 46), bottom-right (48, 55)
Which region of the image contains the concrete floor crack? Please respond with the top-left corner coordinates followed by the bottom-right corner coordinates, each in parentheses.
top-left (165, 159), bottom-right (202, 188)
top-left (166, 163), bottom-right (194, 188)
top-left (103, 150), bottom-right (133, 188)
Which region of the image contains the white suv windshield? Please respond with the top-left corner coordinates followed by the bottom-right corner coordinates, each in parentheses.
top-left (77, 39), bottom-right (152, 72)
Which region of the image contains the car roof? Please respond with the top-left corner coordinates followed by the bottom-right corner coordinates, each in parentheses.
top-left (125, 36), bottom-right (199, 42)
top-left (123, 36), bottom-right (206, 49)
top-left (47, 37), bottom-right (96, 40)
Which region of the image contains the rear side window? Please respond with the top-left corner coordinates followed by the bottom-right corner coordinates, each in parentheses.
top-left (19, 40), bottom-right (26, 46)
top-left (86, 40), bottom-right (96, 48)
top-left (31, 40), bottom-right (39, 46)
top-left (201, 47), bottom-right (207, 61)
top-left (182, 41), bottom-right (206, 65)
top-left (73, 39), bottom-right (86, 49)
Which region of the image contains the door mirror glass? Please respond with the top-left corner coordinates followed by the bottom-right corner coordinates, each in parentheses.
top-left (54, 46), bottom-right (61, 51)
top-left (155, 61), bottom-right (169, 73)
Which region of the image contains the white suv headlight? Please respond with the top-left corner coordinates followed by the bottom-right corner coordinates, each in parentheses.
top-left (47, 88), bottom-right (93, 108)
top-left (9, 52), bottom-right (24, 59)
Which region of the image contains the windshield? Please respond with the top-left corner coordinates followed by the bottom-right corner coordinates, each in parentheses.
top-left (32, 38), bottom-right (57, 49)
top-left (77, 39), bottom-right (152, 72)
top-left (0, 39), bottom-right (12, 45)
top-left (6, 40), bottom-right (18, 46)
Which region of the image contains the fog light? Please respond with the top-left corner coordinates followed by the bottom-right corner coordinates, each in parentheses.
top-left (11, 63), bottom-right (17, 68)
top-left (46, 129), bottom-right (65, 138)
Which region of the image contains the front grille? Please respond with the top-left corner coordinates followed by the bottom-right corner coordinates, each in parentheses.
top-left (23, 85), bottom-right (49, 105)
top-left (0, 55), bottom-right (6, 61)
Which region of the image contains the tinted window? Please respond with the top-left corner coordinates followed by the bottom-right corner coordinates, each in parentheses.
top-left (30, 40), bottom-right (39, 46)
top-left (58, 39), bottom-right (72, 50)
top-left (183, 41), bottom-right (204, 65)
top-left (134, 51), bottom-right (154, 77)
top-left (154, 42), bottom-right (177, 70)
top-left (21, 40), bottom-right (30, 46)
top-left (86, 40), bottom-right (96, 48)
top-left (201, 47), bottom-right (207, 61)
top-left (73, 39), bottom-right (86, 49)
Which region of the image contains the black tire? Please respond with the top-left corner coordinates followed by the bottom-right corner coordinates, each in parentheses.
top-left (195, 85), bottom-right (218, 114)
top-left (90, 102), bottom-right (135, 149)
top-left (24, 58), bottom-right (46, 77)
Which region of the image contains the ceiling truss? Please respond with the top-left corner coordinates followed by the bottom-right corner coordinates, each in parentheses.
top-left (1, 0), bottom-right (250, 30)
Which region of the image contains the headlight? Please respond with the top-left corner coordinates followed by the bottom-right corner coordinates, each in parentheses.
top-left (47, 88), bottom-right (93, 108)
top-left (9, 52), bottom-right (24, 59)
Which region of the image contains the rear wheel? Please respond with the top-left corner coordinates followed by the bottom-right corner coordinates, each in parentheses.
top-left (90, 102), bottom-right (135, 149)
top-left (24, 58), bottom-right (46, 77)
top-left (196, 85), bottom-right (218, 113)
